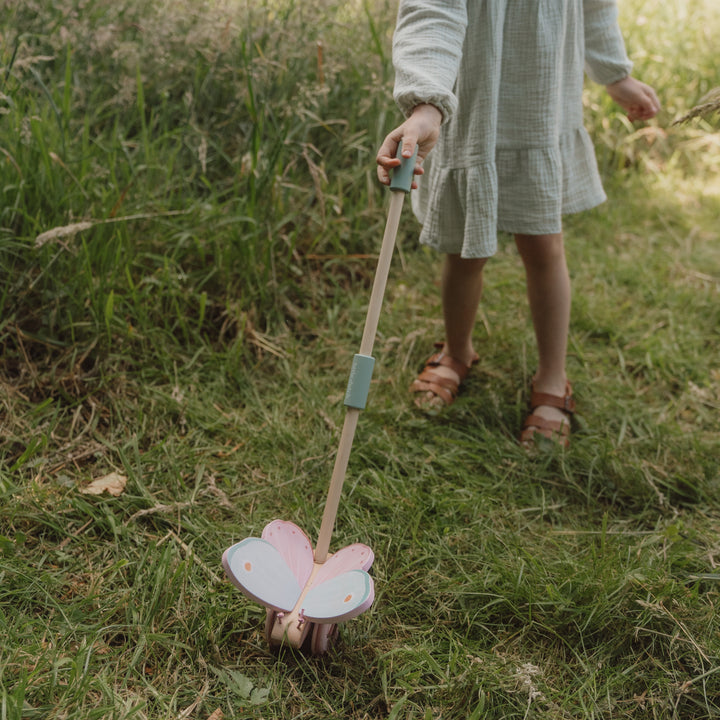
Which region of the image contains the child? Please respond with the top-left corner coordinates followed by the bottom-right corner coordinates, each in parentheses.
top-left (376, 0), bottom-right (660, 447)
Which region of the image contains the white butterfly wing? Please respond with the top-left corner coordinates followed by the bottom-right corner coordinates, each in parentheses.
top-left (302, 569), bottom-right (375, 623)
top-left (222, 537), bottom-right (302, 612)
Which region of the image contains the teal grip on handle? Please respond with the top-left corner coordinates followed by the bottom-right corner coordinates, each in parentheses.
top-left (389, 142), bottom-right (418, 193)
top-left (344, 354), bottom-right (375, 410)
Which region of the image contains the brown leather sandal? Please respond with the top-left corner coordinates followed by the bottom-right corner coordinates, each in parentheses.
top-left (410, 342), bottom-right (479, 408)
top-left (520, 380), bottom-right (575, 448)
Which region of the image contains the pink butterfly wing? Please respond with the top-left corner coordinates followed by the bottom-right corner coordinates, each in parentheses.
top-left (261, 519), bottom-right (314, 589)
top-left (311, 543), bottom-right (374, 587)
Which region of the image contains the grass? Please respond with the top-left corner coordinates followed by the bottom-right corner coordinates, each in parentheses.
top-left (2, 0), bottom-right (720, 717)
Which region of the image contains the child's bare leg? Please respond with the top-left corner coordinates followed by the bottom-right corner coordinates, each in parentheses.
top-left (414, 254), bottom-right (487, 408)
top-left (514, 232), bottom-right (571, 429)
top-left (442, 254), bottom-right (487, 365)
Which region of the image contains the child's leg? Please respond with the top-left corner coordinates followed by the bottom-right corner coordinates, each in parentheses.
top-left (413, 254), bottom-right (487, 408)
top-left (442, 253), bottom-right (487, 366)
top-left (514, 232), bottom-right (572, 430)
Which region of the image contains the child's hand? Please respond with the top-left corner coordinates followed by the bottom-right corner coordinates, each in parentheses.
top-left (605, 76), bottom-right (661, 122)
top-left (376, 104), bottom-right (443, 187)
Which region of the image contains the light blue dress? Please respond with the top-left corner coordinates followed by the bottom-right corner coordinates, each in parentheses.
top-left (392, 0), bottom-right (633, 257)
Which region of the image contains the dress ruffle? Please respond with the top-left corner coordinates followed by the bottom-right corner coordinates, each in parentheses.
top-left (413, 126), bottom-right (606, 258)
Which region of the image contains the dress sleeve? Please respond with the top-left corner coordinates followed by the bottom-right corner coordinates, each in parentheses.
top-left (583, 0), bottom-right (633, 85)
top-left (392, 0), bottom-right (469, 123)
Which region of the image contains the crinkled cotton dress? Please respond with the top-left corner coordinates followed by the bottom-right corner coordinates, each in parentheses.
top-left (392, 0), bottom-right (633, 258)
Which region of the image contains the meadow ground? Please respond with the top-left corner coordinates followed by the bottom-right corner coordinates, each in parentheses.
top-left (1, 0), bottom-right (720, 718)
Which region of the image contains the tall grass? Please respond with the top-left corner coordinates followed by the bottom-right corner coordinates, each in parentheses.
top-left (2, 0), bottom-right (717, 369)
top-left (1, 0), bottom-right (395, 379)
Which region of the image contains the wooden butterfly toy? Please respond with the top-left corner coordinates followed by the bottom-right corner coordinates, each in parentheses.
top-left (222, 148), bottom-right (417, 654)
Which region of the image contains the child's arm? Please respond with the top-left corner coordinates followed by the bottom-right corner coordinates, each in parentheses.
top-left (583, 0), bottom-right (660, 122)
top-left (583, 0), bottom-right (633, 86)
top-left (377, 0), bottom-right (468, 186)
top-left (392, 0), bottom-right (468, 123)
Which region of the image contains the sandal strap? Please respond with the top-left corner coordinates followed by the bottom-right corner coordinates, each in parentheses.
top-left (410, 378), bottom-right (454, 405)
top-left (410, 342), bottom-right (479, 408)
top-left (426, 342), bottom-right (478, 381)
top-left (416, 368), bottom-right (460, 392)
top-left (529, 381), bottom-right (575, 414)
top-left (521, 413), bottom-right (570, 436)
top-left (520, 379), bottom-right (575, 448)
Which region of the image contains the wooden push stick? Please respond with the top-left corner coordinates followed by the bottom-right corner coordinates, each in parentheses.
top-left (314, 189), bottom-right (406, 563)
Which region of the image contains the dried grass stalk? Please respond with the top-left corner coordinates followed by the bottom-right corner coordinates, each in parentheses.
top-left (34, 211), bottom-right (190, 247)
top-left (672, 87), bottom-right (720, 125)
top-left (34, 222), bottom-right (95, 247)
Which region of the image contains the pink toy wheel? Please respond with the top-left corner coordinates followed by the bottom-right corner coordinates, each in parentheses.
top-left (264, 609), bottom-right (281, 648)
top-left (310, 622), bottom-right (338, 655)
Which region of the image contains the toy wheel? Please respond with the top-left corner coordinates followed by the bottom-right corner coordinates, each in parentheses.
top-left (310, 623), bottom-right (338, 655)
top-left (264, 609), bottom-right (281, 648)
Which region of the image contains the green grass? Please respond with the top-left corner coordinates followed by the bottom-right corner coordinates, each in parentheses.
top-left (2, 0), bottom-right (720, 718)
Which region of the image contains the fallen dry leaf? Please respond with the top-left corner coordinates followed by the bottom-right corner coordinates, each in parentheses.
top-left (80, 472), bottom-right (128, 497)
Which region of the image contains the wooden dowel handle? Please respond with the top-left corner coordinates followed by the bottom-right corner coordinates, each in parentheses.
top-left (314, 190), bottom-right (406, 562)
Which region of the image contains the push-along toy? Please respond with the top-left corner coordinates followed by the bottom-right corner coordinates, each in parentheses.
top-left (222, 148), bottom-right (417, 654)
